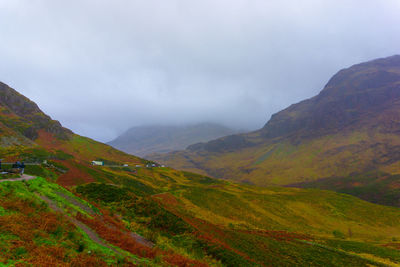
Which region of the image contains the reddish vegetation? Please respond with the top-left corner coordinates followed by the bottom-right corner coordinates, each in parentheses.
top-left (389, 182), bottom-right (400, 189)
top-left (177, 216), bottom-right (263, 266)
top-left (68, 254), bottom-right (110, 267)
top-left (36, 130), bottom-right (63, 149)
top-left (57, 161), bottom-right (95, 186)
top-left (0, 196), bottom-right (108, 266)
top-left (4, 155), bottom-right (20, 162)
top-left (157, 201), bottom-right (302, 266)
top-left (76, 213), bottom-right (156, 258)
top-left (152, 193), bottom-right (180, 207)
top-left (17, 246), bottom-right (68, 267)
top-left (76, 212), bottom-right (208, 267)
top-left (382, 243), bottom-right (400, 250)
top-left (163, 254), bottom-right (207, 267)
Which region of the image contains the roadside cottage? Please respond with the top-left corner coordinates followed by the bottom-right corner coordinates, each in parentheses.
top-left (91, 161), bottom-right (104, 166)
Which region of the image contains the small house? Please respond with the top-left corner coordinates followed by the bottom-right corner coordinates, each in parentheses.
top-left (91, 161), bottom-right (104, 166)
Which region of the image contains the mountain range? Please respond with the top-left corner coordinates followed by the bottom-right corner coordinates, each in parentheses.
top-left (108, 123), bottom-right (237, 157)
top-left (150, 55), bottom-right (400, 207)
top-left (1, 57), bottom-right (400, 265)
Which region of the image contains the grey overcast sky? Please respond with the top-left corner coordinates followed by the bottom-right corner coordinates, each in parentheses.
top-left (0, 0), bottom-right (400, 142)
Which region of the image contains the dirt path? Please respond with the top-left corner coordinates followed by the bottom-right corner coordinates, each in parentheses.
top-left (54, 191), bottom-right (96, 215)
top-left (37, 194), bottom-right (123, 256)
top-left (0, 174), bottom-right (36, 183)
top-left (129, 232), bottom-right (154, 248)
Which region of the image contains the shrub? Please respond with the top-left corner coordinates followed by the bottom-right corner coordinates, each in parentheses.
top-left (76, 183), bottom-right (132, 203)
top-left (333, 230), bottom-right (346, 239)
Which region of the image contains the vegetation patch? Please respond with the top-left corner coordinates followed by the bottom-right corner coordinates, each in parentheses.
top-left (76, 183), bottom-right (132, 203)
top-left (0, 184), bottom-right (122, 265)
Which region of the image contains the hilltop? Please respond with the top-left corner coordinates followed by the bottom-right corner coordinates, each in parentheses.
top-left (108, 123), bottom-right (237, 157)
top-left (150, 55), bottom-right (400, 206)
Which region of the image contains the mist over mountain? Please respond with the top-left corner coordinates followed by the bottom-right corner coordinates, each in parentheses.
top-left (150, 55), bottom-right (400, 206)
top-left (108, 123), bottom-right (238, 157)
top-left (1, 1), bottom-right (400, 142)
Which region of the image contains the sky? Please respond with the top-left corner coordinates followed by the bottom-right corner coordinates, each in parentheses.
top-left (0, 0), bottom-right (400, 142)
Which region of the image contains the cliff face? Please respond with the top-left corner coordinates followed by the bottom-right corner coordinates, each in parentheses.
top-left (151, 55), bottom-right (400, 189)
top-left (0, 82), bottom-right (72, 141)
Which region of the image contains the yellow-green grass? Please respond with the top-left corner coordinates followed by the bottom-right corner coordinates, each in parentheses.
top-left (154, 128), bottom-right (400, 187)
top-left (86, 166), bottom-right (400, 265)
top-left (79, 164), bottom-right (400, 243)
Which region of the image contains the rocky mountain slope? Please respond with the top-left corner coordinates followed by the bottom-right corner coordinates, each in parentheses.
top-left (0, 82), bottom-right (71, 147)
top-left (0, 82), bottom-right (144, 179)
top-left (108, 123), bottom-right (237, 157)
top-left (150, 55), bottom-right (400, 205)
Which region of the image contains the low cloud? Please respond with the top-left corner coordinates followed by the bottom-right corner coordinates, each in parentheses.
top-left (0, 0), bottom-right (399, 141)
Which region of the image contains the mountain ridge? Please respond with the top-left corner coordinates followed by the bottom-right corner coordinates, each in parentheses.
top-left (150, 55), bottom-right (400, 204)
top-left (108, 123), bottom-right (238, 157)
top-left (0, 82), bottom-right (72, 141)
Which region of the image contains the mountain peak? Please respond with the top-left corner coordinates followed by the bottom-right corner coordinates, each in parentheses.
top-left (0, 82), bottom-right (72, 140)
top-left (261, 55), bottom-right (400, 139)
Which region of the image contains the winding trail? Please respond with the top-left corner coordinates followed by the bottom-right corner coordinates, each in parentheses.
top-left (0, 174), bottom-right (36, 182)
top-left (37, 194), bottom-right (121, 255)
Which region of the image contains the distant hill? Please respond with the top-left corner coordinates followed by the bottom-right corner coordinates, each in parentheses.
top-left (108, 123), bottom-right (238, 157)
top-left (150, 55), bottom-right (400, 206)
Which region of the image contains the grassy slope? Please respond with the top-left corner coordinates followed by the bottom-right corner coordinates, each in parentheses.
top-left (0, 178), bottom-right (132, 266)
top-left (154, 128), bottom-right (400, 186)
top-left (2, 163), bottom-right (400, 265)
top-left (291, 170), bottom-right (400, 207)
top-left (155, 128), bottom-right (400, 209)
top-left (60, 165), bottom-right (400, 265)
top-left (81, 166), bottom-right (400, 266)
